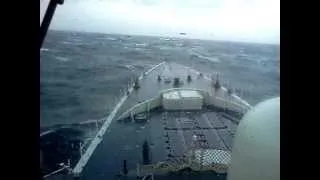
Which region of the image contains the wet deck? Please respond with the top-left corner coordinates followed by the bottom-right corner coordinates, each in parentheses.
top-left (114, 62), bottom-right (249, 119)
top-left (72, 62), bottom-right (242, 180)
top-left (77, 108), bottom-right (239, 180)
top-left (150, 110), bottom-right (237, 160)
top-left (114, 62), bottom-right (213, 118)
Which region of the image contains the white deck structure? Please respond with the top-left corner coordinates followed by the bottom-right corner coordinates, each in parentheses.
top-left (162, 90), bottom-right (203, 110)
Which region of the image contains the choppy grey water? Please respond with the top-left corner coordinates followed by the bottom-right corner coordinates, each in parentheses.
top-left (40, 30), bottom-right (279, 128)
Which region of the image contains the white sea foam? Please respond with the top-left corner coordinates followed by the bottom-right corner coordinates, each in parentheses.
top-left (62, 41), bottom-right (72, 45)
top-left (56, 56), bottom-right (69, 62)
top-left (40, 48), bottom-right (49, 51)
top-left (124, 64), bottom-right (136, 72)
top-left (105, 37), bottom-right (117, 41)
top-left (135, 43), bottom-right (147, 47)
top-left (191, 50), bottom-right (220, 63)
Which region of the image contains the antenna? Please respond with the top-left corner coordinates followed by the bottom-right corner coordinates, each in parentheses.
top-left (173, 77), bottom-right (180, 87)
top-left (214, 73), bottom-right (221, 89)
top-left (187, 75), bottom-right (192, 83)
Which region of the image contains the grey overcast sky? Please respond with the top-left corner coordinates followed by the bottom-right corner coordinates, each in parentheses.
top-left (40, 0), bottom-right (279, 44)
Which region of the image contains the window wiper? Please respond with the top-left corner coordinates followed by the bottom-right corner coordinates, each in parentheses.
top-left (40, 0), bottom-right (64, 49)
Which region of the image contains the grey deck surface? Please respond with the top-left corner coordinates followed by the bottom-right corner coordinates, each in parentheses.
top-left (79, 108), bottom-right (239, 180)
top-left (115, 62), bottom-right (222, 118)
top-left (77, 62), bottom-right (241, 180)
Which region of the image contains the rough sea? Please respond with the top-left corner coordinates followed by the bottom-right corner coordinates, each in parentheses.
top-left (40, 30), bottom-right (279, 128)
top-left (40, 30), bottom-right (279, 175)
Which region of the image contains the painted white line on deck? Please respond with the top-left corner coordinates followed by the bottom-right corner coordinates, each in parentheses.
top-left (72, 61), bottom-right (166, 176)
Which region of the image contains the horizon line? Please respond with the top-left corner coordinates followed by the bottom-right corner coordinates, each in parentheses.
top-left (49, 29), bottom-right (280, 46)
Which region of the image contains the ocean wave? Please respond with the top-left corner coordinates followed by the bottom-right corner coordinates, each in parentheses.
top-left (113, 64), bottom-right (137, 72)
top-left (160, 38), bottom-right (171, 41)
top-left (105, 37), bottom-right (117, 41)
top-left (62, 41), bottom-right (72, 45)
top-left (158, 46), bottom-right (171, 50)
top-left (124, 64), bottom-right (136, 72)
top-left (72, 38), bottom-right (83, 42)
top-left (42, 30), bottom-right (279, 128)
top-left (176, 43), bottom-right (183, 47)
top-left (74, 43), bottom-right (85, 46)
top-left (134, 47), bottom-right (144, 51)
top-left (56, 56), bottom-right (69, 62)
top-left (40, 48), bottom-right (49, 51)
top-left (190, 50), bottom-right (220, 63)
top-left (135, 43), bottom-right (147, 47)
top-left (206, 56), bottom-right (220, 62)
top-left (41, 118), bottom-right (105, 131)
